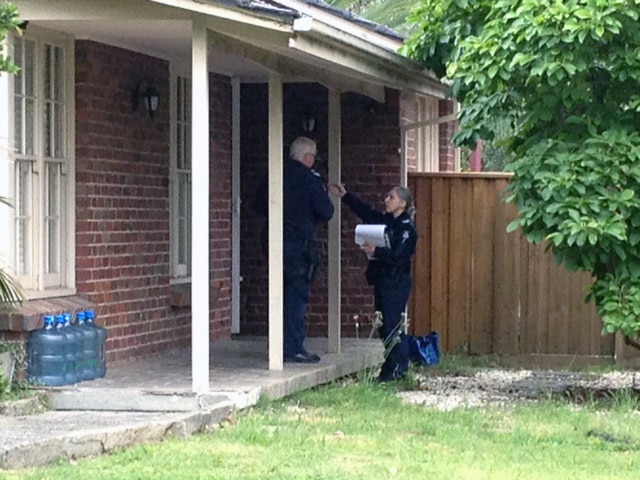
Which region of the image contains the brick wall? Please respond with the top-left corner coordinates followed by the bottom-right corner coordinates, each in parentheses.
top-left (239, 85), bottom-right (405, 339)
top-left (240, 83), bottom-right (331, 336)
top-left (208, 74), bottom-right (233, 338)
top-left (239, 83), bottom-right (268, 335)
top-left (74, 41), bottom-right (232, 362)
top-left (338, 89), bottom-right (404, 335)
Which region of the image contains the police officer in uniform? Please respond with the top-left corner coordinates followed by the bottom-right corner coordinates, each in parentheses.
top-left (328, 183), bottom-right (417, 381)
top-left (255, 137), bottom-right (334, 363)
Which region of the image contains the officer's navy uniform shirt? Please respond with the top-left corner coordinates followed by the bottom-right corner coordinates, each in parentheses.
top-left (283, 158), bottom-right (334, 243)
top-left (342, 192), bottom-right (417, 287)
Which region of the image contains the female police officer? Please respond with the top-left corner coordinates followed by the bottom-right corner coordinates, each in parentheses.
top-left (328, 183), bottom-right (417, 382)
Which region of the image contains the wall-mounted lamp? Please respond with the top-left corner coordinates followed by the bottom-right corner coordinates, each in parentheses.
top-left (301, 112), bottom-right (316, 133)
top-left (131, 78), bottom-right (160, 119)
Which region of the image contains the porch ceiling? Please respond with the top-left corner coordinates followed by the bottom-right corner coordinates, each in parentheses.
top-left (31, 19), bottom-right (278, 82)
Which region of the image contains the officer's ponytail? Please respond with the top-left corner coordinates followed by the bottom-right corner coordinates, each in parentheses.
top-left (393, 186), bottom-right (415, 221)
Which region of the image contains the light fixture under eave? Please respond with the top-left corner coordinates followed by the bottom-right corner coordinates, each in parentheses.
top-left (131, 78), bottom-right (160, 119)
top-left (301, 112), bottom-right (316, 133)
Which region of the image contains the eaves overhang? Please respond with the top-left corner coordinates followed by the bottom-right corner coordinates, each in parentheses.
top-left (154, 0), bottom-right (446, 98)
top-left (290, 16), bottom-right (445, 98)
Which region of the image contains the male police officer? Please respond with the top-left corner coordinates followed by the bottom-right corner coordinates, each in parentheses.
top-left (255, 137), bottom-right (334, 363)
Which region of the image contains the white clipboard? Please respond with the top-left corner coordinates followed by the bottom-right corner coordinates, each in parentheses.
top-left (354, 224), bottom-right (389, 248)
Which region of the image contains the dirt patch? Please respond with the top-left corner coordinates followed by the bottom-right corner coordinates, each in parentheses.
top-left (398, 369), bottom-right (640, 410)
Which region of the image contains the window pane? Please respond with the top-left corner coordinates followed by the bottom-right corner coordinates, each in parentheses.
top-left (178, 173), bottom-right (191, 266)
top-left (54, 103), bottom-right (64, 158)
top-left (184, 124), bottom-right (191, 169)
top-left (173, 75), bottom-right (192, 276)
top-left (43, 102), bottom-right (64, 159)
top-left (177, 77), bottom-right (184, 120)
top-left (176, 124), bottom-right (183, 168)
top-left (25, 42), bottom-right (35, 96)
top-left (16, 160), bottom-right (32, 276)
top-left (13, 98), bottom-right (23, 154)
top-left (25, 98), bottom-right (35, 156)
top-left (13, 39), bottom-right (23, 94)
top-left (13, 38), bottom-right (36, 156)
top-left (44, 45), bottom-right (65, 159)
top-left (45, 162), bottom-right (61, 274)
top-left (53, 46), bottom-right (63, 101)
top-left (44, 101), bottom-right (52, 157)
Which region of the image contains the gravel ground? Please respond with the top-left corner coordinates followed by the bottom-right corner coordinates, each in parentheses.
top-left (398, 369), bottom-right (640, 411)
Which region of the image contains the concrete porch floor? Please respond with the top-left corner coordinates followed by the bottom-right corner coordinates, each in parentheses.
top-left (0, 336), bottom-right (383, 470)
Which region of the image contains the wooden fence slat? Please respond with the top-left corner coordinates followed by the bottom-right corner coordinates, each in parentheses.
top-left (492, 181), bottom-right (520, 355)
top-left (547, 260), bottom-right (569, 354)
top-left (469, 179), bottom-right (495, 354)
top-left (447, 178), bottom-right (472, 352)
top-left (409, 176), bottom-right (432, 336)
top-left (522, 240), bottom-right (541, 354)
top-left (429, 178), bottom-right (450, 350)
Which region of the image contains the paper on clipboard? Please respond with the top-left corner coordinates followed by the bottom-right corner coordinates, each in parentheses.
top-left (354, 224), bottom-right (389, 248)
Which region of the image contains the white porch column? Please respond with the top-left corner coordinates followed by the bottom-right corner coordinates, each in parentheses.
top-left (327, 90), bottom-right (342, 353)
top-left (191, 18), bottom-right (210, 393)
top-left (268, 73), bottom-right (284, 370)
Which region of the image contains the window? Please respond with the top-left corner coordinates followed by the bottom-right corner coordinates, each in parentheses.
top-left (11, 30), bottom-right (74, 295)
top-left (171, 74), bottom-right (192, 279)
top-left (417, 96), bottom-right (439, 172)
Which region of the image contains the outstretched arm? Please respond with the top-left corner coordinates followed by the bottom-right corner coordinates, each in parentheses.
top-left (327, 183), bottom-right (387, 224)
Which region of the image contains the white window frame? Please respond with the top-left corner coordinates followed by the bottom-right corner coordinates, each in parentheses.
top-left (9, 27), bottom-right (75, 299)
top-left (417, 95), bottom-right (439, 172)
top-left (170, 68), bottom-right (192, 282)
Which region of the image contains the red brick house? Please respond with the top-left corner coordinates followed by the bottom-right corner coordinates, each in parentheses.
top-left (0, 0), bottom-right (456, 391)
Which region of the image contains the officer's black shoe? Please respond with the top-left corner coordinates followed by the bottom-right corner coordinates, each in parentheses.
top-left (376, 366), bottom-right (407, 383)
top-left (284, 352), bottom-right (321, 363)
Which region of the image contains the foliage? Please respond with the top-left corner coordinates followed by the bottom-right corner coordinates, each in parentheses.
top-left (0, 197), bottom-right (24, 306)
top-left (326, 0), bottom-right (419, 35)
top-left (0, 4), bottom-right (24, 307)
top-left (0, 341), bottom-right (24, 396)
top-left (0, 2), bottom-right (21, 74)
top-left (403, 0), bottom-right (640, 337)
top-left (0, 340), bottom-right (25, 364)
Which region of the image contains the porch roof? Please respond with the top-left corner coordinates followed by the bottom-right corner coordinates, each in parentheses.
top-left (16, 0), bottom-right (446, 99)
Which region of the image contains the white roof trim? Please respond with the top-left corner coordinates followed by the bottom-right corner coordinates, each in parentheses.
top-left (291, 17), bottom-right (445, 97)
top-left (276, 0), bottom-right (401, 51)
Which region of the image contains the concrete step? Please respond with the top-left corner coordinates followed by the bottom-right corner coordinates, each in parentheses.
top-left (48, 388), bottom-right (235, 412)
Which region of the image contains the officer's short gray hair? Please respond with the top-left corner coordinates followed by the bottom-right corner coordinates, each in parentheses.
top-left (393, 186), bottom-right (415, 220)
top-left (290, 137), bottom-right (317, 162)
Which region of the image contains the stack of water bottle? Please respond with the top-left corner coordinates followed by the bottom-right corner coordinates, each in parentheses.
top-left (27, 310), bottom-right (108, 386)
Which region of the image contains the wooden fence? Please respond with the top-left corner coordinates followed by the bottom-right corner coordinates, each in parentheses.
top-left (407, 173), bottom-right (640, 366)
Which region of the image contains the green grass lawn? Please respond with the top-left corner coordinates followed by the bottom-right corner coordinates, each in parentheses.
top-left (2, 372), bottom-right (640, 480)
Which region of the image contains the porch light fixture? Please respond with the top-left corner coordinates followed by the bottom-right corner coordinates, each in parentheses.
top-left (131, 78), bottom-right (160, 119)
top-left (301, 112), bottom-right (316, 133)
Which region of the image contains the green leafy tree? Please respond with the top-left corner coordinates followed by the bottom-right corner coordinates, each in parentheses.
top-left (402, 0), bottom-right (640, 339)
top-left (0, 2), bottom-right (23, 306)
top-left (326, 0), bottom-right (418, 35)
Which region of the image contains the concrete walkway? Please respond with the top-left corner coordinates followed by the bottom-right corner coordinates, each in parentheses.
top-left (0, 337), bottom-right (382, 470)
